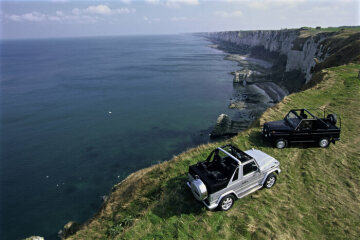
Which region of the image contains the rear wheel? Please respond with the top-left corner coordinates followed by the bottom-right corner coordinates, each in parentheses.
top-left (264, 173), bottom-right (277, 189)
top-left (319, 138), bottom-right (330, 148)
top-left (275, 139), bottom-right (287, 149)
top-left (218, 195), bottom-right (235, 211)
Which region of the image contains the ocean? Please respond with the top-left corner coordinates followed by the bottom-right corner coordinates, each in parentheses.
top-left (0, 34), bottom-right (238, 239)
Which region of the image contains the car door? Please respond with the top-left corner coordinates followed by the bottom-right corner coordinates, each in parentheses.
top-left (293, 120), bottom-right (314, 142)
top-left (284, 111), bottom-right (300, 142)
top-left (226, 167), bottom-right (241, 194)
top-left (239, 161), bottom-right (263, 193)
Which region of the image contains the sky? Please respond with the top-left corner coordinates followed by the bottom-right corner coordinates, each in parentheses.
top-left (0, 0), bottom-right (359, 39)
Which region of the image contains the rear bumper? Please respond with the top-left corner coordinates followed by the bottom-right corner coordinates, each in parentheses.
top-left (186, 181), bottom-right (218, 210)
top-left (202, 199), bottom-right (218, 210)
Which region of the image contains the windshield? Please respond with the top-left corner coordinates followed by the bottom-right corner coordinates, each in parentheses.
top-left (285, 111), bottom-right (300, 128)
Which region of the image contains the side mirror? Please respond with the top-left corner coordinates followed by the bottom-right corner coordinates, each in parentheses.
top-left (252, 164), bottom-right (258, 171)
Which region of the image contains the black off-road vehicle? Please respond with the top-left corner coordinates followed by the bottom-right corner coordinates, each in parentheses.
top-left (262, 109), bottom-right (341, 148)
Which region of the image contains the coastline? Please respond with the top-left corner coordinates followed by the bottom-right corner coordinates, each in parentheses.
top-left (59, 35), bottom-right (291, 237)
top-left (57, 35), bottom-right (295, 236)
top-left (64, 62), bottom-right (360, 240)
top-left (44, 28), bottom-right (360, 239)
top-left (3, 34), bottom-right (238, 240)
top-left (43, 35), bottom-right (287, 239)
top-left (208, 41), bottom-right (289, 136)
top-left (225, 54), bottom-right (273, 69)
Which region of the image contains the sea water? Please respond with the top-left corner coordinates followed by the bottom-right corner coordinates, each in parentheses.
top-left (0, 34), bottom-right (237, 239)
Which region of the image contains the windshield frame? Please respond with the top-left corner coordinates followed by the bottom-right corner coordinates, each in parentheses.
top-left (284, 110), bottom-right (301, 129)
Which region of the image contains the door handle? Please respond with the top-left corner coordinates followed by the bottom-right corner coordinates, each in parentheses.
top-left (243, 181), bottom-right (248, 184)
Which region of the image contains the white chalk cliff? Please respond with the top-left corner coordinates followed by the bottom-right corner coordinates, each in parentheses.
top-left (205, 30), bottom-right (333, 83)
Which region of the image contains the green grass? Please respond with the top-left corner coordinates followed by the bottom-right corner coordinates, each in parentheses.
top-left (67, 63), bottom-right (360, 240)
top-left (301, 26), bottom-right (360, 36)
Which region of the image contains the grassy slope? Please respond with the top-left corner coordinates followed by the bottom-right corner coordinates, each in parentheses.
top-left (300, 26), bottom-right (360, 36)
top-left (68, 62), bottom-right (360, 239)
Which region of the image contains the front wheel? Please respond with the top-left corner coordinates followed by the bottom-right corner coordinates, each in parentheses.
top-left (218, 195), bottom-right (235, 211)
top-left (264, 173), bottom-right (277, 189)
top-left (275, 139), bottom-right (287, 149)
top-left (319, 138), bottom-right (330, 148)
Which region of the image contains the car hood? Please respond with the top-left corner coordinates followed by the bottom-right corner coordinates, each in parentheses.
top-left (264, 120), bottom-right (293, 131)
top-left (244, 149), bottom-right (280, 172)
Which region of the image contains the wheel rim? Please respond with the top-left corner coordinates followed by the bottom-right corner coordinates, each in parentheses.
top-left (276, 140), bottom-right (285, 149)
top-left (320, 139), bottom-right (329, 147)
top-left (221, 197), bottom-right (233, 210)
top-left (266, 177), bottom-right (275, 188)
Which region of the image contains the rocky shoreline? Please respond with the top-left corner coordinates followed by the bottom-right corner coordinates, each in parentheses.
top-left (209, 45), bottom-right (288, 137)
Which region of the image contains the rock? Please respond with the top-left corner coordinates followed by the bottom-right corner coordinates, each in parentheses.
top-left (58, 221), bottom-right (80, 239)
top-left (212, 107), bottom-right (267, 137)
top-left (211, 114), bottom-right (231, 137)
top-left (102, 195), bottom-right (108, 202)
top-left (228, 101), bottom-right (246, 110)
top-left (24, 237), bottom-right (44, 240)
top-left (232, 71), bottom-right (240, 83)
top-left (210, 114), bottom-right (247, 137)
top-left (232, 69), bottom-right (264, 84)
top-left (232, 69), bottom-right (251, 83)
top-left (229, 103), bottom-right (236, 109)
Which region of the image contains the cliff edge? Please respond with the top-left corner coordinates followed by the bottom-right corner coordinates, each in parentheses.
top-left (205, 27), bottom-right (360, 90)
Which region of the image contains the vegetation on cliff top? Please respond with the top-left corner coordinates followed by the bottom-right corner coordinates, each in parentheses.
top-left (66, 28), bottom-right (360, 240)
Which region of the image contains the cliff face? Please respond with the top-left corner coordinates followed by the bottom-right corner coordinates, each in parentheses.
top-left (205, 29), bottom-right (335, 83)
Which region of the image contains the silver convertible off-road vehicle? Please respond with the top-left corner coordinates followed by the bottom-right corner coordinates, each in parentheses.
top-left (187, 145), bottom-right (281, 211)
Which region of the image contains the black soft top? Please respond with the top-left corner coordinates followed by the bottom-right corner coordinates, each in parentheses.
top-left (189, 144), bottom-right (253, 194)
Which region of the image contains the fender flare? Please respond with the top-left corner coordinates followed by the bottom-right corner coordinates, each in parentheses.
top-left (260, 168), bottom-right (280, 186)
top-left (215, 190), bottom-right (237, 205)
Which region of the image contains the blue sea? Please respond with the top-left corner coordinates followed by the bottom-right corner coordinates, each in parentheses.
top-left (0, 34), bottom-right (238, 239)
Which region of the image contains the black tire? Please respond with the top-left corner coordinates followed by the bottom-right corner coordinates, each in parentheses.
top-left (319, 137), bottom-right (330, 148)
top-left (264, 173), bottom-right (277, 189)
top-left (218, 195), bottom-right (235, 211)
top-left (275, 139), bottom-right (287, 149)
top-left (327, 114), bottom-right (337, 125)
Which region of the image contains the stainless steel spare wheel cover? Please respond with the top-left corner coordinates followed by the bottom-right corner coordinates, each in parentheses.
top-left (221, 197), bottom-right (233, 210)
top-left (320, 138), bottom-right (329, 147)
top-left (266, 176), bottom-right (276, 188)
